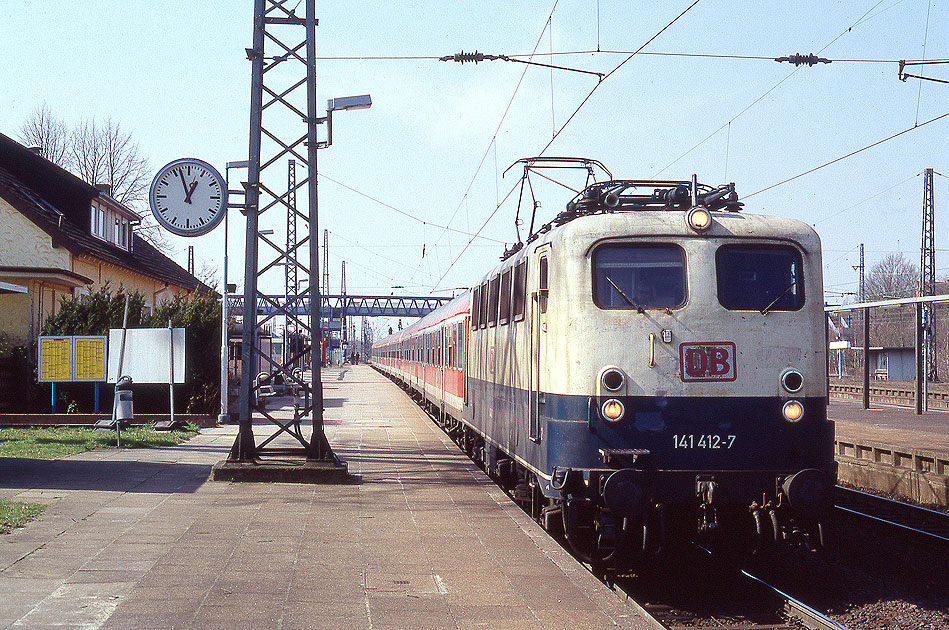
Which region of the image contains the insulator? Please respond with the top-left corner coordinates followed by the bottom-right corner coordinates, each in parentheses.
top-left (776, 53), bottom-right (831, 67)
top-left (441, 50), bottom-right (496, 64)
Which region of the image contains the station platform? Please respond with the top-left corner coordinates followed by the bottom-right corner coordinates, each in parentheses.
top-left (829, 398), bottom-right (949, 505)
top-left (0, 366), bottom-right (648, 630)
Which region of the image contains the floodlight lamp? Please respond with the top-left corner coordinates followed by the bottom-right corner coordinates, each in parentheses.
top-left (327, 94), bottom-right (372, 112)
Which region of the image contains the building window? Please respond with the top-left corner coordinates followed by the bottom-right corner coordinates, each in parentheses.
top-left (90, 204), bottom-right (108, 240)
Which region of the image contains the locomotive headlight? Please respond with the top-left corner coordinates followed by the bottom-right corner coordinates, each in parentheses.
top-left (781, 369), bottom-right (804, 393)
top-left (686, 207), bottom-right (713, 232)
top-left (602, 368), bottom-right (625, 392)
top-left (782, 400), bottom-right (804, 423)
top-left (601, 398), bottom-right (626, 422)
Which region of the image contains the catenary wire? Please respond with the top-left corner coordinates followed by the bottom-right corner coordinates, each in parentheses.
top-left (655, 0), bottom-right (890, 176)
top-left (318, 172), bottom-right (504, 244)
top-left (811, 172), bottom-right (920, 225)
top-left (315, 51), bottom-right (941, 65)
top-left (746, 111), bottom-right (949, 198)
top-left (431, 1), bottom-right (562, 255)
top-left (431, 1), bottom-right (704, 291)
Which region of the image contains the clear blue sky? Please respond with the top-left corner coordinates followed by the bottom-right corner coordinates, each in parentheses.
top-left (2, 1), bottom-right (948, 311)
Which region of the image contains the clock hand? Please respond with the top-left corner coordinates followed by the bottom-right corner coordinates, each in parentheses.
top-left (185, 180), bottom-right (198, 204)
top-left (178, 169), bottom-right (190, 199)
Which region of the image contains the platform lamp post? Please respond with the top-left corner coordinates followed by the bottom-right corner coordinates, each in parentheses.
top-left (219, 160), bottom-right (249, 425)
top-left (306, 93), bottom-right (372, 460)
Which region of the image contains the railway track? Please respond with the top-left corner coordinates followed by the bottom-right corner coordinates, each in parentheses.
top-left (614, 545), bottom-right (851, 630)
top-left (835, 485), bottom-right (949, 545)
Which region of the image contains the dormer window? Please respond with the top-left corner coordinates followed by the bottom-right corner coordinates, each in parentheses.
top-left (114, 218), bottom-right (131, 251)
top-left (90, 200), bottom-right (132, 251)
top-left (90, 203), bottom-right (107, 240)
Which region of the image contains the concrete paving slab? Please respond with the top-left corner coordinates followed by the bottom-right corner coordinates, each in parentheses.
top-left (1, 366), bottom-right (652, 629)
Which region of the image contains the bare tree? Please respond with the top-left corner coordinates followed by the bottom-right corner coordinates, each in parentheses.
top-left (865, 253), bottom-right (918, 300)
top-left (69, 118), bottom-right (151, 205)
top-left (20, 106), bottom-right (170, 249)
top-left (18, 104), bottom-right (70, 166)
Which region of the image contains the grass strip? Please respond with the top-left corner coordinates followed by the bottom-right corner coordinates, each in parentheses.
top-left (0, 498), bottom-right (46, 534)
top-left (0, 424), bottom-right (199, 459)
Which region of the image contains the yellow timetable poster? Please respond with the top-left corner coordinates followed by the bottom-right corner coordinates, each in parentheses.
top-left (75, 337), bottom-right (107, 381)
top-left (39, 337), bottom-right (71, 381)
top-left (38, 335), bottom-right (107, 382)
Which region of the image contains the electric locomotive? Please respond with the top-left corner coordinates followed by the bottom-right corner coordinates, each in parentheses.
top-left (373, 175), bottom-right (836, 566)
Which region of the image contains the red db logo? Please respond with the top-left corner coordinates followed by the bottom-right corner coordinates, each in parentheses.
top-left (679, 342), bottom-right (737, 382)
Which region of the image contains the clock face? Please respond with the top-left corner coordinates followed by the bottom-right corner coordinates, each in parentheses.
top-left (149, 158), bottom-right (227, 237)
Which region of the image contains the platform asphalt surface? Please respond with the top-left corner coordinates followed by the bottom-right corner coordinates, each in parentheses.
top-left (829, 397), bottom-right (949, 455)
top-left (0, 366), bottom-right (648, 630)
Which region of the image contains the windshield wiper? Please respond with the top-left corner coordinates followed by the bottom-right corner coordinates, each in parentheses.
top-left (760, 280), bottom-right (798, 315)
top-left (604, 274), bottom-right (644, 313)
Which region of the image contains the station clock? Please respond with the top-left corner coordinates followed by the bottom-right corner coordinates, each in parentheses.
top-left (148, 158), bottom-right (227, 237)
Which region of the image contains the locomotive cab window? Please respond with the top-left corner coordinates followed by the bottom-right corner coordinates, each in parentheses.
top-left (593, 244), bottom-right (686, 309)
top-left (717, 245), bottom-right (804, 312)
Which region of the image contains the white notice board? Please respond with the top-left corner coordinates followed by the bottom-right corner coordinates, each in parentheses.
top-left (107, 328), bottom-right (186, 384)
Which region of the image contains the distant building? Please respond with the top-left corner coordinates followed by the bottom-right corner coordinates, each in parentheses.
top-left (0, 131), bottom-right (209, 351)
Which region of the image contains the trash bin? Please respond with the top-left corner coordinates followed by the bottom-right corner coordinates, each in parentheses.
top-left (115, 375), bottom-right (133, 423)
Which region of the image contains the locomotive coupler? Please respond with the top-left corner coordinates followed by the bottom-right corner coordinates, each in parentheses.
top-left (696, 477), bottom-right (720, 534)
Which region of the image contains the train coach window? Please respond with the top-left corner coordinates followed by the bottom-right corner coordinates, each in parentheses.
top-left (499, 268), bottom-right (512, 325)
top-left (479, 282), bottom-right (489, 329)
top-left (512, 260), bottom-right (527, 322)
top-left (593, 245), bottom-right (685, 309)
top-left (717, 245), bottom-right (804, 312)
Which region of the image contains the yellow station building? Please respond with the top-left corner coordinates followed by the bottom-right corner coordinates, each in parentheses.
top-left (0, 132), bottom-right (208, 353)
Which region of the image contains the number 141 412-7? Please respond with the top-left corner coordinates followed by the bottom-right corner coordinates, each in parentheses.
top-left (673, 434), bottom-right (736, 449)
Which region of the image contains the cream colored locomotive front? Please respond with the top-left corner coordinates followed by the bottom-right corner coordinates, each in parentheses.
top-left (551, 211), bottom-right (824, 402)
top-left (466, 207), bottom-right (828, 488)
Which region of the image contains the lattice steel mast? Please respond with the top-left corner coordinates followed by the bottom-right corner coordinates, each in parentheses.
top-left (230, 0), bottom-right (336, 463)
top-left (285, 159), bottom-right (298, 368)
top-left (921, 167), bottom-right (936, 381)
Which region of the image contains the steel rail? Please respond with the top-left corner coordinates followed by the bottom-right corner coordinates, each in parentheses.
top-left (740, 570), bottom-right (851, 630)
top-left (835, 486), bottom-right (949, 544)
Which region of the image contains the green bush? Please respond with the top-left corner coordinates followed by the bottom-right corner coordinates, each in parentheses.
top-left (39, 284), bottom-right (222, 414)
top-left (41, 283), bottom-right (146, 335)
